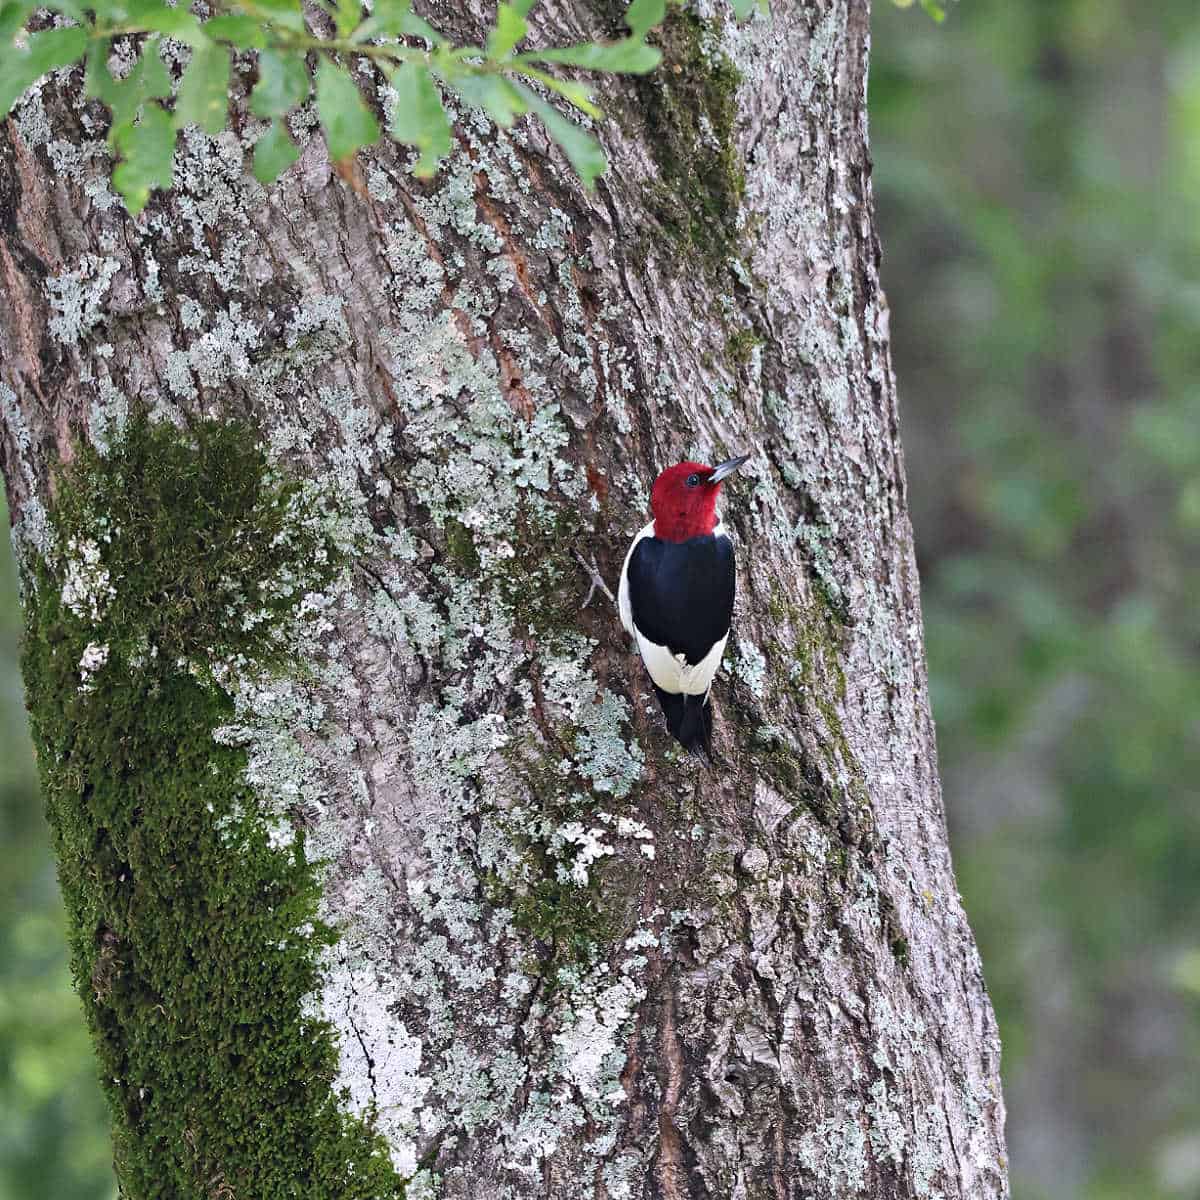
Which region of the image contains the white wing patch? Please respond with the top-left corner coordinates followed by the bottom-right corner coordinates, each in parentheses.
top-left (618, 518), bottom-right (729, 696)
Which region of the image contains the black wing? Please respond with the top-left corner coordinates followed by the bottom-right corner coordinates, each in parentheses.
top-left (627, 533), bottom-right (735, 665)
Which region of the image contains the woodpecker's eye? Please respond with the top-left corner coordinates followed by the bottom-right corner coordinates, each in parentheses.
top-left (686, 473), bottom-right (701, 488)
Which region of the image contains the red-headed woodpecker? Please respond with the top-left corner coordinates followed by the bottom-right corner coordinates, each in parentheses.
top-left (618, 454), bottom-right (750, 757)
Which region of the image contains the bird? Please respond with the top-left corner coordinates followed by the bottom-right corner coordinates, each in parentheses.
top-left (616, 454), bottom-right (750, 758)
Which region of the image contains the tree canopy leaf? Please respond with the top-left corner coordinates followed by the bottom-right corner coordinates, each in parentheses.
top-left (204, 13), bottom-right (267, 48)
top-left (389, 61), bottom-right (452, 177)
top-left (253, 118), bottom-right (301, 183)
top-left (448, 72), bottom-right (526, 128)
top-left (175, 41), bottom-right (230, 134)
top-left (623, 0), bottom-right (664, 38)
top-left (315, 59), bottom-right (380, 163)
top-left (112, 104), bottom-right (175, 214)
top-left (486, 2), bottom-right (528, 59)
top-left (250, 48), bottom-right (310, 118)
top-left (250, 0), bottom-right (306, 34)
top-left (516, 83), bottom-right (606, 189)
top-left (128, 3), bottom-right (206, 42)
top-left (364, 0), bottom-right (440, 42)
top-left (88, 37), bottom-right (172, 129)
top-left (0, 25), bottom-right (85, 118)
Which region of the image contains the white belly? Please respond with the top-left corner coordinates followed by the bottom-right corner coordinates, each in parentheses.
top-left (635, 630), bottom-right (727, 696)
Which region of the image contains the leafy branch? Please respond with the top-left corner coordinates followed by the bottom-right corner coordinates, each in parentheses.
top-left (1, 0), bottom-right (938, 216)
top-left (0, 0), bottom-right (725, 212)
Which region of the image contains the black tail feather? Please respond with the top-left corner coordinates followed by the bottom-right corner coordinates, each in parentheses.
top-left (652, 686), bottom-right (713, 760)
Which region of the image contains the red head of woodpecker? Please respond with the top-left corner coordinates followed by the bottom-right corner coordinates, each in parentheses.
top-left (618, 454), bottom-right (751, 757)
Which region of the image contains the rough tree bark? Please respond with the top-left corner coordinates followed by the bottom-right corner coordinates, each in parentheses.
top-left (0, 0), bottom-right (1009, 1196)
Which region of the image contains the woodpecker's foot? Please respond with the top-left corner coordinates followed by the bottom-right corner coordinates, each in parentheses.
top-left (573, 549), bottom-right (616, 609)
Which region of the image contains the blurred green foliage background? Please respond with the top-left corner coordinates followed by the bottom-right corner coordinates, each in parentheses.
top-left (2, 1), bottom-right (1199, 1195)
top-left (872, 0), bottom-right (1200, 1195)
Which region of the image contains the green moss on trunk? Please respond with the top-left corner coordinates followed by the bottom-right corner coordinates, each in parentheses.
top-left (21, 415), bottom-right (403, 1199)
top-left (637, 8), bottom-right (745, 271)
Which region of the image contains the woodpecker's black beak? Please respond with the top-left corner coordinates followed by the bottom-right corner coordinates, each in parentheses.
top-left (707, 453), bottom-right (751, 484)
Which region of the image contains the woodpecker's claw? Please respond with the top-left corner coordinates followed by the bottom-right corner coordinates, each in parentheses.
top-left (573, 549), bottom-right (616, 609)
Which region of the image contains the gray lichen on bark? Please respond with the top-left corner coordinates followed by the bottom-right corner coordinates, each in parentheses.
top-left (0, 0), bottom-right (1009, 1196)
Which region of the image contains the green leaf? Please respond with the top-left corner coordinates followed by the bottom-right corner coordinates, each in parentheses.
top-left (132, 5), bottom-right (207, 43)
top-left (112, 103), bottom-right (175, 214)
top-left (623, 0), bottom-right (664, 38)
top-left (83, 38), bottom-right (110, 99)
top-left (388, 60), bottom-right (450, 177)
top-left (0, 25), bottom-right (85, 117)
top-left (364, 0), bottom-right (440, 41)
top-left (518, 39), bottom-right (661, 74)
top-left (315, 59), bottom-right (380, 162)
top-left (333, 0), bottom-right (360, 38)
top-left (539, 75), bottom-right (600, 118)
top-left (486, 2), bottom-right (527, 60)
top-left (0, 1), bottom-right (33, 42)
top-left (92, 37), bottom-right (172, 127)
top-left (134, 39), bottom-right (173, 96)
top-left (250, 48), bottom-right (310, 117)
top-left (448, 71), bottom-right (526, 127)
top-left (253, 118), bottom-right (300, 183)
top-left (175, 41), bottom-right (229, 133)
top-left (125, 0), bottom-right (173, 21)
top-left (516, 83), bottom-right (605, 188)
top-left (397, 9), bottom-right (440, 39)
top-left (918, 0), bottom-right (947, 21)
top-left (252, 0), bottom-right (307, 34)
top-left (204, 13), bottom-right (267, 48)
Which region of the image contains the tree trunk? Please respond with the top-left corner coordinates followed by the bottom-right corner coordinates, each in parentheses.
top-left (0, 0), bottom-right (1009, 1196)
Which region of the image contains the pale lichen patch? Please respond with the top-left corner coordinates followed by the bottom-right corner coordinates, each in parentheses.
top-left (60, 537), bottom-right (115, 623)
top-left (735, 637), bottom-right (768, 698)
top-left (45, 255), bottom-right (120, 345)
